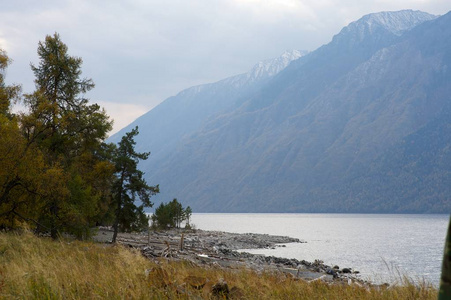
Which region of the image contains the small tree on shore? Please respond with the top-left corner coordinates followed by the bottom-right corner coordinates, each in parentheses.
top-left (170, 199), bottom-right (183, 228)
top-left (184, 206), bottom-right (192, 227)
top-left (151, 199), bottom-right (192, 229)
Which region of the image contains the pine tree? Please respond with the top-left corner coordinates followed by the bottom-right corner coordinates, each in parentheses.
top-left (23, 33), bottom-right (113, 239)
top-left (184, 206), bottom-right (192, 227)
top-left (25, 32), bottom-right (111, 164)
top-left (169, 198), bottom-right (183, 228)
top-left (150, 199), bottom-right (191, 229)
top-left (111, 126), bottom-right (159, 243)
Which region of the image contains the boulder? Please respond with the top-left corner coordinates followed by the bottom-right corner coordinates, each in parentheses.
top-left (326, 268), bottom-right (338, 278)
top-left (211, 279), bottom-right (229, 298)
top-left (342, 268), bottom-right (352, 274)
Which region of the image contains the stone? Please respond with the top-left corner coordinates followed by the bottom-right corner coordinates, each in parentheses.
top-left (326, 268), bottom-right (338, 278)
top-left (211, 279), bottom-right (229, 298)
top-left (342, 268), bottom-right (352, 274)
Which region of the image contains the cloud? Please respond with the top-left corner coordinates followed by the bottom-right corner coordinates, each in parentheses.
top-left (96, 101), bottom-right (149, 135)
top-left (231, 0), bottom-right (317, 22)
top-left (1, 0), bottom-right (451, 132)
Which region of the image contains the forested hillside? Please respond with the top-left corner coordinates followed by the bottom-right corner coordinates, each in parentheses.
top-left (112, 10), bottom-right (451, 213)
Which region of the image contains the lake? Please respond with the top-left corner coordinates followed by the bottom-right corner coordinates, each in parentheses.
top-left (190, 213), bottom-right (449, 285)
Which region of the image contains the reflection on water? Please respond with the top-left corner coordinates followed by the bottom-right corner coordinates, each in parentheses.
top-left (191, 213), bottom-right (448, 285)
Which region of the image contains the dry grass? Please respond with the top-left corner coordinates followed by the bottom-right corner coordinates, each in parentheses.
top-left (0, 232), bottom-right (438, 299)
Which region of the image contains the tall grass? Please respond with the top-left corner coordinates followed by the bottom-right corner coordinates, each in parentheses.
top-left (0, 232), bottom-right (438, 299)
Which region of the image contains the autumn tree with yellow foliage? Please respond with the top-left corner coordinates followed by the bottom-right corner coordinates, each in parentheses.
top-left (21, 33), bottom-right (115, 239)
top-left (0, 34), bottom-right (156, 239)
top-left (0, 49), bottom-right (47, 229)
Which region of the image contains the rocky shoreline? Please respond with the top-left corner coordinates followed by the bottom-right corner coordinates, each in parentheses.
top-left (94, 228), bottom-right (371, 286)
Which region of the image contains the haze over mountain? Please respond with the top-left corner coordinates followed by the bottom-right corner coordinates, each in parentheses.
top-left (109, 49), bottom-right (307, 179)
top-left (110, 10), bottom-right (451, 213)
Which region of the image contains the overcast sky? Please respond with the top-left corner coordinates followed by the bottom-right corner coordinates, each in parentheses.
top-left (1, 0), bottom-right (450, 134)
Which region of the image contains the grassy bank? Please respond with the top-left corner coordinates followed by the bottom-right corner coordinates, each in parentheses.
top-left (0, 232), bottom-right (437, 299)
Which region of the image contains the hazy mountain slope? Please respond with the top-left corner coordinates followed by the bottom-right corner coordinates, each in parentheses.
top-left (108, 50), bottom-right (306, 182)
top-left (143, 10), bottom-right (451, 213)
top-left (337, 12), bottom-right (451, 213)
top-left (244, 10), bottom-right (437, 112)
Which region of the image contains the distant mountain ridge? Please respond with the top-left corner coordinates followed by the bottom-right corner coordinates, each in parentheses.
top-left (110, 10), bottom-right (451, 213)
top-left (175, 49), bottom-right (306, 96)
top-left (109, 50), bottom-right (308, 149)
top-left (109, 49), bottom-right (307, 179)
top-left (244, 50), bottom-right (308, 82)
top-left (338, 10), bottom-right (437, 38)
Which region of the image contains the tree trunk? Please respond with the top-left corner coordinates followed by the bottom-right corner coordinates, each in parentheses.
top-left (50, 226), bottom-right (58, 239)
top-left (439, 217), bottom-right (451, 299)
top-left (112, 172), bottom-right (125, 243)
top-left (50, 203), bottom-right (59, 239)
top-left (112, 218), bottom-right (119, 243)
top-left (111, 197), bottom-right (121, 243)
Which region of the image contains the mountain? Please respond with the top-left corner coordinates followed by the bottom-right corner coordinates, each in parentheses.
top-left (110, 10), bottom-right (451, 213)
top-left (109, 49), bottom-right (307, 189)
top-left (110, 49), bottom-right (306, 161)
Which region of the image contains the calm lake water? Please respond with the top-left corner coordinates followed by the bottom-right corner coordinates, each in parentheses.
top-left (191, 213), bottom-right (449, 285)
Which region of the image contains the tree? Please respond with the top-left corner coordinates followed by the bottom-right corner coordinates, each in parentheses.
top-left (151, 199), bottom-right (191, 229)
top-left (0, 49), bottom-right (46, 229)
top-left (0, 113), bottom-right (49, 229)
top-left (170, 198), bottom-right (183, 228)
top-left (0, 50), bottom-right (21, 117)
top-left (25, 32), bottom-right (111, 164)
top-left (151, 202), bottom-right (174, 229)
top-left (184, 206), bottom-right (192, 227)
top-left (22, 33), bottom-right (113, 239)
top-left (111, 126), bottom-right (159, 243)
top-left (2, 35), bottom-right (159, 241)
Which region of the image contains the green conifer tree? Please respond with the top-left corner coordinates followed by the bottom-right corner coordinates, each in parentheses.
top-left (111, 127), bottom-right (159, 243)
